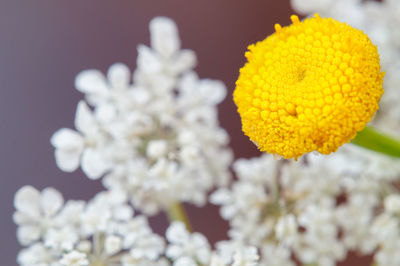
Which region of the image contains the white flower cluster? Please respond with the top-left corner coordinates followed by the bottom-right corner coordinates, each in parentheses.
top-left (50, 17), bottom-right (232, 215)
top-left (13, 186), bottom-right (167, 266)
top-left (14, 17), bottom-right (258, 266)
top-left (212, 147), bottom-right (400, 266)
top-left (13, 185), bottom-right (258, 266)
top-left (166, 222), bottom-right (259, 266)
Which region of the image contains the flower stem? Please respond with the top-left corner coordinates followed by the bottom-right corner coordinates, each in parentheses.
top-left (166, 202), bottom-right (192, 232)
top-left (351, 126), bottom-right (400, 157)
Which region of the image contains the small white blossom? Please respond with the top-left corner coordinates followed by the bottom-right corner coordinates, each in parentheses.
top-left (17, 243), bottom-right (57, 266)
top-left (104, 235), bottom-right (122, 255)
top-left (232, 246), bottom-right (259, 266)
top-left (384, 194), bottom-right (400, 214)
top-left (14, 186), bottom-right (64, 245)
top-left (275, 214), bottom-right (298, 245)
top-left (166, 222), bottom-right (211, 265)
top-left (147, 139), bottom-right (168, 159)
top-left (44, 226), bottom-right (79, 251)
top-left (51, 101), bottom-right (110, 179)
top-left (59, 251), bottom-right (89, 266)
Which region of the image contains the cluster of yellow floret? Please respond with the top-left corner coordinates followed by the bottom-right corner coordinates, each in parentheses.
top-left (234, 14), bottom-right (383, 159)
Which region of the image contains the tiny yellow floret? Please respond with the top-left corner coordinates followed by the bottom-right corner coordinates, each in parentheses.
top-left (234, 14), bottom-right (384, 159)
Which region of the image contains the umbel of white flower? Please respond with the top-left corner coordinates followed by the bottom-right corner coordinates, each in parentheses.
top-left (13, 185), bottom-right (259, 266)
top-left (50, 16), bottom-right (232, 215)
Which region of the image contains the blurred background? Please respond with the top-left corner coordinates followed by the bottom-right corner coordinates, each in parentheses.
top-left (0, 1), bottom-right (369, 265)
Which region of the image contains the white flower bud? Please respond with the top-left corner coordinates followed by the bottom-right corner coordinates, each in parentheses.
top-left (384, 194), bottom-right (400, 214)
top-left (105, 235), bottom-right (122, 256)
top-left (147, 140), bottom-right (168, 159)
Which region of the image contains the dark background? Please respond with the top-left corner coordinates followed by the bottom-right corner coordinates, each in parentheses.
top-left (0, 1), bottom-right (369, 265)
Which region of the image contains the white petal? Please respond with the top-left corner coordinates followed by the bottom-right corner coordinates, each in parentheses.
top-left (291, 0), bottom-right (332, 13)
top-left (81, 148), bottom-right (109, 179)
top-left (166, 245), bottom-right (184, 259)
top-left (166, 221), bottom-right (189, 243)
top-left (17, 243), bottom-right (48, 265)
top-left (179, 71), bottom-right (197, 96)
top-left (75, 69), bottom-right (108, 95)
top-left (105, 235), bottom-right (122, 255)
top-left (113, 205), bottom-right (134, 221)
top-left (50, 128), bottom-right (84, 150)
top-left (74, 101), bottom-right (99, 135)
top-left (54, 148), bottom-right (82, 172)
top-left (174, 257), bottom-right (197, 266)
top-left (17, 225), bottom-right (41, 245)
top-left (95, 103), bottom-right (117, 124)
top-left (150, 17), bottom-right (180, 57)
top-left (40, 187), bottom-right (64, 216)
top-left (198, 79), bottom-right (226, 105)
top-left (107, 63), bottom-right (131, 89)
top-left (13, 212), bottom-right (31, 225)
top-left (14, 186), bottom-right (41, 219)
top-left (137, 45), bottom-right (162, 73)
top-left (169, 49), bottom-right (197, 74)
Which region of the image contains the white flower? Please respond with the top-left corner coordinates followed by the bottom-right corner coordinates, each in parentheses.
top-left (121, 254), bottom-right (170, 266)
top-left (17, 243), bottom-right (56, 266)
top-left (385, 194), bottom-right (400, 214)
top-left (166, 222), bottom-right (211, 265)
top-left (80, 190), bottom-right (130, 236)
top-left (51, 101), bottom-right (110, 179)
top-left (212, 241), bottom-right (260, 266)
top-left (232, 246), bottom-right (259, 266)
top-left (14, 186), bottom-right (64, 245)
top-left (147, 139), bottom-right (168, 159)
top-left (75, 63), bottom-right (132, 107)
top-left (129, 233), bottom-right (165, 260)
top-left (51, 16), bottom-right (232, 215)
top-left (259, 244), bottom-right (294, 266)
top-left (275, 214), bottom-right (298, 245)
top-left (44, 226), bottom-right (79, 251)
top-left (104, 235), bottom-right (122, 255)
top-left (149, 17), bottom-right (180, 58)
top-left (178, 72), bottom-right (227, 107)
top-left (59, 250), bottom-right (89, 266)
top-left (210, 254), bottom-right (227, 266)
top-left (50, 128), bottom-right (85, 172)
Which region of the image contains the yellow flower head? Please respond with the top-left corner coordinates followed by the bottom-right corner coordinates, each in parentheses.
top-left (234, 14), bottom-right (384, 159)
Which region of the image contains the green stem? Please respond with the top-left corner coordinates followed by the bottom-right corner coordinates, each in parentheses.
top-left (351, 126), bottom-right (400, 157)
top-left (166, 202), bottom-right (192, 232)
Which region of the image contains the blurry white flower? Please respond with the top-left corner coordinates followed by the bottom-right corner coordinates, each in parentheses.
top-left (232, 246), bottom-right (259, 266)
top-left (275, 214), bottom-right (298, 245)
top-left (166, 222), bottom-right (211, 265)
top-left (51, 101), bottom-right (110, 179)
top-left (147, 139), bottom-right (168, 159)
top-left (51, 16), bottom-right (232, 215)
top-left (150, 17), bottom-right (180, 58)
top-left (384, 194), bottom-right (400, 214)
top-left (14, 186), bottom-right (64, 245)
top-left (44, 226), bottom-right (79, 251)
top-left (129, 233), bottom-right (165, 260)
top-left (17, 243), bottom-right (56, 266)
top-left (59, 250), bottom-right (89, 266)
top-left (104, 235), bottom-right (122, 255)
top-left (211, 241), bottom-right (260, 266)
top-left (14, 185), bottom-right (168, 266)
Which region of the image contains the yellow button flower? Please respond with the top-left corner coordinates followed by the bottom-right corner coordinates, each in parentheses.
top-left (234, 14), bottom-right (384, 159)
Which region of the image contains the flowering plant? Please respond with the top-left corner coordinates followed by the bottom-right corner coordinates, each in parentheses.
top-left (13, 1), bottom-right (400, 266)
